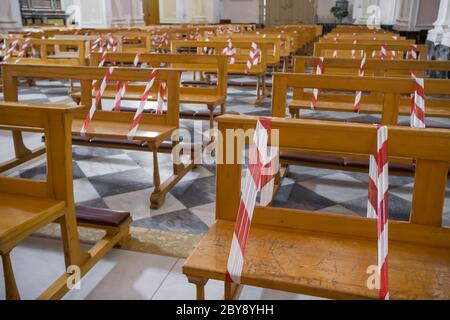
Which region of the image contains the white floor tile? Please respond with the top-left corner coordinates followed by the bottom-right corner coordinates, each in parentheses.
top-left (103, 188), bottom-right (186, 220)
top-left (77, 153), bottom-right (141, 178)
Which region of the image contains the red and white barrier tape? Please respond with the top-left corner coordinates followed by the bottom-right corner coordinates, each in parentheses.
top-left (128, 69), bottom-right (159, 139)
top-left (408, 44), bottom-right (418, 60)
top-left (155, 82), bottom-right (166, 115)
top-left (245, 42), bottom-right (260, 75)
top-left (366, 125), bottom-right (390, 299)
top-left (377, 126), bottom-right (389, 300)
top-left (259, 148), bottom-right (279, 207)
top-left (222, 39), bottom-right (236, 64)
top-left (81, 67), bottom-right (115, 135)
top-left (380, 45), bottom-right (387, 60)
top-left (14, 38), bottom-right (32, 64)
top-left (366, 125), bottom-right (389, 300)
top-left (410, 74), bottom-right (426, 128)
top-left (91, 35), bottom-right (103, 52)
top-left (311, 57), bottom-right (324, 110)
top-left (353, 54), bottom-right (367, 113)
top-left (112, 52), bottom-right (142, 112)
top-left (225, 118), bottom-right (276, 283)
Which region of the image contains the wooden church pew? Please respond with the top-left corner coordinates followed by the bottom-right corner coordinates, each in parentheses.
top-left (204, 35), bottom-right (284, 70)
top-left (319, 38), bottom-right (415, 46)
top-left (0, 102), bottom-right (131, 300)
top-left (84, 52), bottom-right (230, 130)
top-left (183, 114), bottom-right (450, 300)
top-left (271, 72), bottom-right (450, 175)
top-left (286, 57), bottom-right (450, 122)
top-left (314, 42), bottom-right (428, 60)
top-left (2, 38), bottom-right (87, 65)
top-left (2, 64), bottom-right (193, 209)
top-left (172, 40), bottom-right (270, 106)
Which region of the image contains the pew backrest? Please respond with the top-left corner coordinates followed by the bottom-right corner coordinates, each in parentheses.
top-left (2, 64), bottom-right (182, 131)
top-left (271, 72), bottom-right (450, 122)
top-left (90, 52), bottom-right (228, 98)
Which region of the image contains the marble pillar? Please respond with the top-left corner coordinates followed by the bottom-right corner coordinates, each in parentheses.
top-left (191, 0), bottom-right (208, 23)
top-left (0, 0), bottom-right (23, 33)
top-left (78, 0), bottom-right (144, 28)
top-left (394, 0), bottom-right (440, 32)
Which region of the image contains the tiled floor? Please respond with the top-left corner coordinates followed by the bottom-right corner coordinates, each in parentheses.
top-left (0, 76), bottom-right (449, 300)
top-left (0, 237), bottom-right (321, 300)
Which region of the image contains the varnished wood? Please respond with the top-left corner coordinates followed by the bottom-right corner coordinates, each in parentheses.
top-left (183, 115), bottom-right (450, 300)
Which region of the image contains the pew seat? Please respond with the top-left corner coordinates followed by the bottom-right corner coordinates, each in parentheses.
top-left (0, 194), bottom-right (65, 245)
top-left (184, 219), bottom-right (450, 300)
top-left (71, 119), bottom-right (176, 143)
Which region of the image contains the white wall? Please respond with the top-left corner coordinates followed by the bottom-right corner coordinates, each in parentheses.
top-left (220, 0), bottom-right (261, 23)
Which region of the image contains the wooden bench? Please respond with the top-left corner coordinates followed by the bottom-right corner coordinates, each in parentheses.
top-left (183, 114), bottom-right (450, 300)
top-left (271, 72), bottom-right (450, 175)
top-left (0, 102), bottom-right (131, 300)
top-left (314, 42), bottom-right (428, 60)
top-left (2, 64), bottom-right (194, 209)
top-left (82, 52), bottom-right (230, 130)
top-left (319, 38), bottom-right (415, 46)
top-left (172, 40), bottom-right (270, 106)
top-left (1, 37), bottom-right (87, 65)
top-left (286, 57), bottom-right (450, 124)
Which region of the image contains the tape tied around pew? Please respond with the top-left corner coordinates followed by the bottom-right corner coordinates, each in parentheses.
top-left (353, 53), bottom-right (367, 113)
top-left (366, 125), bottom-right (390, 300)
top-left (245, 42), bottom-right (260, 75)
top-left (225, 117), bottom-right (280, 284)
top-left (222, 38), bottom-right (236, 65)
top-left (408, 44), bottom-right (419, 60)
top-left (81, 66), bottom-right (115, 136)
top-left (410, 74), bottom-right (426, 129)
top-left (2, 38), bottom-right (20, 63)
top-left (127, 69), bottom-right (159, 139)
top-left (112, 52), bottom-right (143, 112)
top-left (310, 57), bottom-right (324, 110)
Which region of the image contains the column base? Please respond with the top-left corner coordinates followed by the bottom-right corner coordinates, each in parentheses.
top-left (191, 16), bottom-right (208, 24)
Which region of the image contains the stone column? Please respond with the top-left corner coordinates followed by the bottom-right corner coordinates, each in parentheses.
top-left (0, 0), bottom-right (23, 33)
top-left (394, 0), bottom-right (412, 30)
top-left (191, 0), bottom-right (208, 23)
top-left (394, 0), bottom-right (440, 32)
top-left (79, 0), bottom-right (144, 28)
top-left (428, 0), bottom-right (450, 44)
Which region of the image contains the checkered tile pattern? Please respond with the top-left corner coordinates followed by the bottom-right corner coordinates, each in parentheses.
top-left (1, 76), bottom-right (449, 236)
